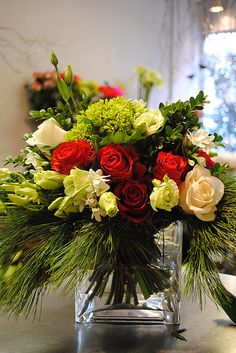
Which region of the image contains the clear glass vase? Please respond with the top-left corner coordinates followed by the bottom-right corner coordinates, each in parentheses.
top-left (75, 221), bottom-right (183, 325)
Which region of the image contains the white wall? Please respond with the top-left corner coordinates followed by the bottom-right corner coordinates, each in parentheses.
top-left (0, 0), bottom-right (202, 165)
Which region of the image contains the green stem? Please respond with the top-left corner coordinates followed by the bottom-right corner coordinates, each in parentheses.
top-left (69, 87), bottom-right (78, 112)
top-left (144, 84), bottom-right (152, 105)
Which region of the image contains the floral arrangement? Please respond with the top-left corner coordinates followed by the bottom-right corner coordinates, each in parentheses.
top-left (134, 65), bottom-right (163, 105)
top-left (0, 54), bottom-right (236, 323)
top-left (25, 68), bottom-right (124, 112)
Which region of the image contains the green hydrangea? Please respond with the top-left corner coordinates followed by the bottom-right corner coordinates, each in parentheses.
top-left (66, 97), bottom-right (148, 144)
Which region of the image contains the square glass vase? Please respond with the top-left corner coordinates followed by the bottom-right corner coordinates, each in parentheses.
top-left (75, 221), bottom-right (183, 325)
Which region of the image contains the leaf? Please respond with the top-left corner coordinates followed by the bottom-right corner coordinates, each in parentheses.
top-left (197, 90), bottom-right (204, 101)
top-left (171, 328), bottom-right (187, 341)
top-left (165, 125), bottom-right (173, 136)
top-left (100, 130), bottom-right (144, 146)
top-left (56, 78), bottom-right (71, 102)
top-left (190, 97), bottom-right (195, 108)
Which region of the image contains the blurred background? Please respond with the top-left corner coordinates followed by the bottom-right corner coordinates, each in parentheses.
top-left (0, 0), bottom-right (235, 166)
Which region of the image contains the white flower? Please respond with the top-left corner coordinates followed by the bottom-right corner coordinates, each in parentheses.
top-left (187, 129), bottom-right (216, 151)
top-left (86, 196), bottom-right (98, 208)
top-left (87, 169), bottom-right (110, 196)
top-left (24, 148), bottom-right (48, 170)
top-left (179, 165), bottom-right (224, 221)
top-left (91, 207), bottom-right (106, 222)
top-left (134, 110), bottom-right (165, 136)
top-left (26, 118), bottom-right (67, 149)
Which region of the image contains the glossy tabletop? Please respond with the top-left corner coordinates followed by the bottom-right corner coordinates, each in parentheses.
top-left (0, 274), bottom-right (236, 353)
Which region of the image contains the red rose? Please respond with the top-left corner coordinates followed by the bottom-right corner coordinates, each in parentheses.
top-left (197, 150), bottom-right (215, 169)
top-left (51, 140), bottom-right (95, 174)
top-left (153, 151), bottom-right (189, 185)
top-left (98, 144), bottom-right (145, 181)
top-left (114, 180), bottom-right (151, 223)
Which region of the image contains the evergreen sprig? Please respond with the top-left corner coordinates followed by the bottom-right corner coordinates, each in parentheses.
top-left (0, 211), bottom-right (170, 317)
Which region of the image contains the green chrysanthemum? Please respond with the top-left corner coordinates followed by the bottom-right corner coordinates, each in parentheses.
top-left (66, 97), bottom-right (148, 145)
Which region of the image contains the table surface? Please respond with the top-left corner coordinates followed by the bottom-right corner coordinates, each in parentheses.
top-left (0, 274), bottom-right (236, 353)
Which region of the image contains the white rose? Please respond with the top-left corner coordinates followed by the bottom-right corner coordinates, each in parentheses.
top-left (187, 129), bottom-right (216, 151)
top-left (179, 165), bottom-right (224, 221)
top-left (26, 118), bottom-right (67, 149)
top-left (134, 110), bottom-right (165, 136)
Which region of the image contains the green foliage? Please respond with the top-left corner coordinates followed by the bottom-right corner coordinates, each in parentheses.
top-left (213, 133), bottom-right (225, 148)
top-left (0, 210), bottom-right (171, 317)
top-left (159, 91), bottom-right (208, 149)
top-left (100, 130), bottom-right (144, 146)
top-left (0, 209), bottom-right (75, 317)
top-left (29, 100), bottom-right (85, 131)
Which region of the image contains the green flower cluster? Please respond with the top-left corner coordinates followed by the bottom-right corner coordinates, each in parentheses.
top-left (66, 97), bottom-right (148, 143)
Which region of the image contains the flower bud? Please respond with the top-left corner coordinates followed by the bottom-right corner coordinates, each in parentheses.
top-left (34, 170), bottom-right (65, 190)
top-left (0, 168), bottom-right (11, 179)
top-left (4, 263), bottom-right (23, 280)
top-left (12, 250), bottom-right (23, 263)
top-left (0, 200), bottom-right (6, 214)
top-left (64, 64), bottom-right (73, 86)
top-left (51, 52), bottom-right (58, 67)
top-left (99, 192), bottom-right (118, 217)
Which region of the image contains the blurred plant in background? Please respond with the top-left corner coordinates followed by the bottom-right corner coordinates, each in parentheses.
top-left (25, 70), bottom-right (125, 113)
top-left (133, 65), bottom-right (163, 105)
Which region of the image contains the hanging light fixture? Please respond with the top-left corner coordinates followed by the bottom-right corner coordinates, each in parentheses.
top-left (209, 0), bottom-right (224, 13)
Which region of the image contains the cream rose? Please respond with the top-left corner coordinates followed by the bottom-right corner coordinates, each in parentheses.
top-left (26, 118), bottom-right (67, 149)
top-left (179, 165), bottom-right (224, 221)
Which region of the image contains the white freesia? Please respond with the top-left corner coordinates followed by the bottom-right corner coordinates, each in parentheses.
top-left (26, 118), bottom-right (67, 149)
top-left (134, 110), bottom-right (165, 136)
top-left (90, 207), bottom-right (106, 222)
top-left (25, 148), bottom-right (49, 170)
top-left (179, 165), bottom-right (224, 221)
top-left (187, 129), bottom-right (216, 151)
top-left (48, 168), bottom-right (110, 221)
top-left (87, 169), bottom-right (110, 196)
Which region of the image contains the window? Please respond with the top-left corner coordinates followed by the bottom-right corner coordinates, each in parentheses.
top-left (202, 32), bottom-right (236, 151)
